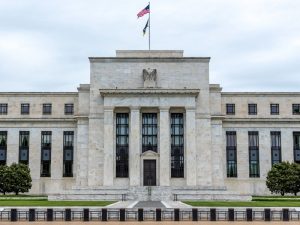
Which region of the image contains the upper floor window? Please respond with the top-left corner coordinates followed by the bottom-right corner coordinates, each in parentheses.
top-left (19, 131), bottom-right (29, 165)
top-left (226, 131), bottom-right (237, 177)
top-left (271, 131), bottom-right (281, 165)
top-left (142, 113), bottom-right (157, 152)
top-left (0, 104), bottom-right (8, 115)
top-left (64, 104), bottom-right (74, 115)
top-left (293, 132), bottom-right (300, 163)
top-left (0, 131), bottom-right (7, 165)
top-left (248, 104), bottom-right (257, 115)
top-left (270, 104), bottom-right (279, 115)
top-left (292, 104), bottom-right (300, 115)
top-left (21, 103), bottom-right (30, 115)
top-left (43, 104), bottom-right (52, 115)
top-left (226, 104), bottom-right (235, 115)
top-left (248, 131), bottom-right (260, 177)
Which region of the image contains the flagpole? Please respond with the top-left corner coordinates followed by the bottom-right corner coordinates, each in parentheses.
top-left (148, 1), bottom-right (151, 50)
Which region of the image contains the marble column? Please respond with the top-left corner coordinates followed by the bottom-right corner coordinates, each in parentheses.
top-left (129, 107), bottom-right (141, 186)
top-left (159, 107), bottom-right (170, 186)
top-left (103, 106), bottom-right (114, 186)
top-left (186, 107), bottom-right (197, 186)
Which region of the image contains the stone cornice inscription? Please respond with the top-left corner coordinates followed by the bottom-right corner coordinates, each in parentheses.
top-left (99, 88), bottom-right (200, 97)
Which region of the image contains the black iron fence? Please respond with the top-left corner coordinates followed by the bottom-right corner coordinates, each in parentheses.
top-left (0, 208), bottom-right (299, 222)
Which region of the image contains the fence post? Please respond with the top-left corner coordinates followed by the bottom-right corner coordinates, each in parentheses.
top-left (138, 208), bottom-right (143, 221)
top-left (246, 208), bottom-right (252, 221)
top-left (210, 208), bottom-right (216, 221)
top-left (282, 208), bottom-right (289, 221)
top-left (174, 208), bottom-right (180, 221)
top-left (65, 208), bottom-right (71, 221)
top-left (10, 209), bottom-right (17, 222)
top-left (102, 209), bottom-right (107, 221)
top-left (29, 208), bottom-right (36, 221)
top-left (83, 208), bottom-right (89, 221)
top-left (228, 208), bottom-right (234, 221)
top-left (47, 208), bottom-right (53, 221)
top-left (264, 208), bottom-right (271, 221)
top-left (192, 208), bottom-right (198, 221)
top-left (120, 208), bottom-right (125, 221)
top-left (156, 208), bottom-right (161, 221)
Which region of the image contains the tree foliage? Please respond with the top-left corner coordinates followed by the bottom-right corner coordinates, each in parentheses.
top-left (0, 163), bottom-right (32, 195)
top-left (266, 162), bottom-right (300, 196)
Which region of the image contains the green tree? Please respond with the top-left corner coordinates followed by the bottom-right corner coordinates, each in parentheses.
top-left (10, 163), bottom-right (32, 195)
top-left (288, 163), bottom-right (300, 196)
top-left (0, 165), bottom-right (13, 195)
top-left (266, 162), bottom-right (291, 196)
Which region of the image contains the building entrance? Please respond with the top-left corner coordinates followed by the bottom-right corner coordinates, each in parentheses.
top-left (143, 160), bottom-right (156, 186)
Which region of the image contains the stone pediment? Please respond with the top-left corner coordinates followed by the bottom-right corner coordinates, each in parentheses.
top-left (141, 150), bottom-right (160, 157)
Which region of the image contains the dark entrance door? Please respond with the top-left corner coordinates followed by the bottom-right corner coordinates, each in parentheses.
top-left (143, 160), bottom-right (156, 186)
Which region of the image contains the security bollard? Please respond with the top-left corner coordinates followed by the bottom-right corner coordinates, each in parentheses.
top-left (102, 209), bottom-right (107, 221)
top-left (283, 208), bottom-right (289, 221)
top-left (264, 208), bottom-right (271, 221)
top-left (120, 208), bottom-right (126, 221)
top-left (246, 208), bottom-right (252, 221)
top-left (138, 208), bottom-right (143, 221)
top-left (83, 208), bottom-right (89, 221)
top-left (47, 208), bottom-right (53, 221)
top-left (10, 209), bottom-right (17, 222)
top-left (192, 208), bottom-right (198, 221)
top-left (156, 208), bottom-right (161, 221)
top-left (29, 209), bottom-right (36, 221)
top-left (65, 208), bottom-right (71, 221)
top-left (228, 208), bottom-right (234, 221)
top-left (174, 208), bottom-right (180, 221)
top-left (210, 208), bottom-right (216, 221)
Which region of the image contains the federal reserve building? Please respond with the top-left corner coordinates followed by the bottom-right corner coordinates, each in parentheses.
top-left (0, 50), bottom-right (299, 201)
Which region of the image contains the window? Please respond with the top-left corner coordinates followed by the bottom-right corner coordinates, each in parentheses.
top-left (226, 104), bottom-right (235, 115)
top-left (270, 104), bottom-right (279, 115)
top-left (293, 132), bottom-right (300, 163)
top-left (226, 131), bottom-right (237, 177)
top-left (292, 104), bottom-right (300, 115)
top-left (0, 104), bottom-right (8, 115)
top-left (171, 113), bottom-right (184, 178)
top-left (116, 113), bottom-right (129, 178)
top-left (142, 113), bottom-right (157, 152)
top-left (19, 131), bottom-right (29, 165)
top-left (63, 131), bottom-right (74, 177)
top-left (248, 131), bottom-right (260, 177)
top-left (41, 131), bottom-right (51, 177)
top-left (0, 131), bottom-right (7, 165)
top-left (43, 104), bottom-right (52, 115)
top-left (271, 131), bottom-right (281, 165)
top-left (248, 104), bottom-right (257, 115)
top-left (64, 104), bottom-right (74, 115)
top-left (21, 103), bottom-right (30, 115)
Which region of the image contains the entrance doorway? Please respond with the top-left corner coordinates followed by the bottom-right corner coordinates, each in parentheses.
top-left (143, 160), bottom-right (156, 186)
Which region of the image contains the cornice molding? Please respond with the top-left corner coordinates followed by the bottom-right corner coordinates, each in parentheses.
top-left (89, 57), bottom-right (210, 63)
top-left (99, 88), bottom-right (200, 97)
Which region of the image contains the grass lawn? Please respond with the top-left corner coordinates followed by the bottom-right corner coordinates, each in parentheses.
top-left (0, 199), bottom-right (115, 207)
top-left (184, 201), bottom-right (300, 207)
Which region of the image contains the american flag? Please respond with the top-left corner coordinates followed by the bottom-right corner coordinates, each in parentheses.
top-left (137, 4), bottom-right (150, 18)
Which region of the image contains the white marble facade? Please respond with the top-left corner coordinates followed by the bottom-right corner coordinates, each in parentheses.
top-left (1, 50), bottom-right (300, 200)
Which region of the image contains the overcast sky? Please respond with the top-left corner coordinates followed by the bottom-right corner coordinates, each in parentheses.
top-left (0, 0), bottom-right (299, 92)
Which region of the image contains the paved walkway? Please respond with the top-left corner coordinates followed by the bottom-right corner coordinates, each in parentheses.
top-left (134, 201), bottom-right (165, 208)
top-left (0, 222), bottom-right (299, 224)
top-left (106, 201), bottom-right (191, 209)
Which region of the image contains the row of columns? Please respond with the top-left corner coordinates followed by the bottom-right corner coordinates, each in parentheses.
top-left (103, 106), bottom-right (197, 186)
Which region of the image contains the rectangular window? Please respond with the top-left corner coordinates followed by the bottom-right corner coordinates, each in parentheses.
top-left (293, 132), bottom-right (300, 163)
top-left (248, 104), bottom-right (257, 115)
top-left (142, 113), bottom-right (157, 152)
top-left (0, 131), bottom-right (7, 165)
top-left (21, 103), bottom-right (30, 115)
top-left (171, 113), bottom-right (184, 178)
top-left (248, 131), bottom-right (259, 177)
top-left (41, 131), bottom-right (51, 177)
top-left (63, 131), bottom-right (74, 177)
top-left (64, 104), bottom-right (74, 115)
top-left (226, 104), bottom-right (235, 115)
top-left (19, 131), bottom-right (29, 165)
top-left (292, 104), bottom-right (300, 115)
top-left (271, 131), bottom-right (281, 166)
top-left (270, 104), bottom-right (279, 115)
top-left (226, 131), bottom-right (237, 177)
top-left (43, 104), bottom-right (52, 115)
top-left (116, 113), bottom-right (129, 178)
top-left (0, 104), bottom-right (8, 115)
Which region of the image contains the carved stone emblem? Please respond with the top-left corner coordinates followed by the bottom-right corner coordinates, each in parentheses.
top-left (143, 68), bottom-right (157, 88)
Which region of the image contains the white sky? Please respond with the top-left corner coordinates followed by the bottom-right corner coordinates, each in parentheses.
top-left (0, 0), bottom-right (299, 92)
